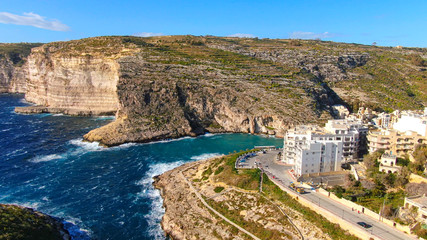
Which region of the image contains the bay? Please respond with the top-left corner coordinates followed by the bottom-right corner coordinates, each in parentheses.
top-left (0, 94), bottom-right (282, 240)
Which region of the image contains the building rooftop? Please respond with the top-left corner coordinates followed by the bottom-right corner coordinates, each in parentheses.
top-left (407, 194), bottom-right (427, 208)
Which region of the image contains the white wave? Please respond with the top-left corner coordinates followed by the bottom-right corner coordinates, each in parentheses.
top-left (93, 116), bottom-right (116, 121)
top-left (136, 161), bottom-right (185, 239)
top-left (58, 215), bottom-right (92, 240)
top-left (112, 142), bottom-right (137, 149)
top-left (145, 136), bottom-right (193, 145)
top-left (190, 153), bottom-right (223, 161)
top-left (19, 98), bottom-right (36, 106)
top-left (11, 201), bottom-right (43, 210)
top-left (52, 113), bottom-right (64, 116)
top-left (69, 138), bottom-right (104, 152)
top-left (203, 132), bottom-right (215, 137)
top-left (68, 138), bottom-right (137, 157)
top-left (37, 113), bottom-right (53, 118)
top-left (30, 154), bottom-right (63, 163)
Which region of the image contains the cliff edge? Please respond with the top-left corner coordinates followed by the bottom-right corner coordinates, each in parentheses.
top-left (3, 36), bottom-right (426, 146)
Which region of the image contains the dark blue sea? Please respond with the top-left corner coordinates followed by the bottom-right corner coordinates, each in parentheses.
top-left (0, 94), bottom-right (283, 240)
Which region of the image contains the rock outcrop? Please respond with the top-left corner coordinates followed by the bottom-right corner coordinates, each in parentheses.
top-left (3, 36), bottom-right (426, 146)
top-left (21, 44), bottom-right (125, 115)
top-left (0, 204), bottom-right (70, 240)
top-left (0, 43), bottom-right (41, 93)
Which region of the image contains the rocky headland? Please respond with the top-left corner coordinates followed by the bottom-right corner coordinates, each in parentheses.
top-left (0, 204), bottom-right (70, 240)
top-left (153, 153), bottom-right (358, 240)
top-left (1, 36), bottom-right (426, 146)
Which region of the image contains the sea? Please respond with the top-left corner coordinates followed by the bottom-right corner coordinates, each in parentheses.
top-left (0, 94), bottom-right (283, 240)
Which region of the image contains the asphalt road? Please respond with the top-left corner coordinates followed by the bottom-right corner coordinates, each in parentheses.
top-left (249, 150), bottom-right (415, 240)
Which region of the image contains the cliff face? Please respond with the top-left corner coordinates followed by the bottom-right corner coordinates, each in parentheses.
top-left (4, 36), bottom-right (426, 146)
top-left (83, 52), bottom-right (323, 146)
top-left (23, 45), bottom-right (121, 115)
top-left (0, 43), bottom-right (41, 93)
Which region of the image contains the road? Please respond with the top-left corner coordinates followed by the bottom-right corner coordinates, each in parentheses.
top-left (248, 150), bottom-right (415, 240)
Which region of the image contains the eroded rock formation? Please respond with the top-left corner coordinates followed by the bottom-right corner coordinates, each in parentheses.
top-left (2, 36), bottom-right (425, 146)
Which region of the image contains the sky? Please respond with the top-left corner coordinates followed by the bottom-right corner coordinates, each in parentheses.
top-left (0, 0), bottom-right (426, 47)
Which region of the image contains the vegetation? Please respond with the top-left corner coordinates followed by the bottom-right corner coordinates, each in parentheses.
top-left (408, 54), bottom-right (426, 67)
top-left (207, 150), bottom-right (359, 239)
top-left (38, 35), bottom-right (427, 117)
top-left (213, 186), bottom-right (224, 193)
top-left (0, 43), bottom-right (43, 66)
top-left (412, 223), bottom-right (427, 239)
top-left (331, 147), bottom-right (425, 222)
top-left (411, 144), bottom-right (427, 175)
top-left (0, 204), bottom-right (63, 240)
top-left (261, 175), bottom-right (359, 240)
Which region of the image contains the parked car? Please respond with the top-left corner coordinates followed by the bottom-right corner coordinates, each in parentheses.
top-left (357, 222), bottom-right (372, 228)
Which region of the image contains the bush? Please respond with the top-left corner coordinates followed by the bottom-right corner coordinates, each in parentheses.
top-left (213, 186), bottom-right (224, 193)
top-left (408, 54), bottom-right (425, 67)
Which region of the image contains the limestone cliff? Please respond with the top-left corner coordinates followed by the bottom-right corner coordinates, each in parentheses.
top-left (5, 36), bottom-right (426, 146)
top-left (21, 41), bottom-right (132, 115)
top-left (0, 43), bottom-right (42, 93)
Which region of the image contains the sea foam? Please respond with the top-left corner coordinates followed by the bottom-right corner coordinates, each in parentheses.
top-left (136, 161), bottom-right (185, 240)
top-left (190, 153), bottom-right (222, 161)
top-left (30, 154), bottom-right (63, 163)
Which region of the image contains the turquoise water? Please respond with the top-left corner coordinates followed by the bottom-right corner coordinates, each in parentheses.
top-left (0, 94), bottom-right (283, 240)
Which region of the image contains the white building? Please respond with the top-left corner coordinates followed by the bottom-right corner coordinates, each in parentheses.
top-left (324, 119), bottom-right (369, 159)
top-left (404, 194), bottom-right (427, 224)
top-left (374, 112), bottom-right (393, 129)
top-left (293, 140), bottom-right (343, 177)
top-left (393, 114), bottom-right (427, 137)
top-left (379, 152), bottom-right (401, 173)
top-left (283, 119), bottom-right (368, 177)
top-left (332, 105), bottom-right (350, 119)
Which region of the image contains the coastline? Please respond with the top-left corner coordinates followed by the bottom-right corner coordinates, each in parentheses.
top-left (152, 153), bottom-right (347, 240)
top-left (0, 203), bottom-right (71, 240)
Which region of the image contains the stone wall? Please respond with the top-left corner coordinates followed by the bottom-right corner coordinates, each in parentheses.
top-left (317, 188), bottom-right (413, 234)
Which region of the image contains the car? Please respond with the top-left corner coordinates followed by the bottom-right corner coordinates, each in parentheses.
top-left (357, 222), bottom-right (372, 228)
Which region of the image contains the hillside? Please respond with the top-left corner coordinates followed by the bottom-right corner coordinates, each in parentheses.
top-left (2, 36), bottom-right (426, 145)
top-left (0, 204), bottom-right (69, 240)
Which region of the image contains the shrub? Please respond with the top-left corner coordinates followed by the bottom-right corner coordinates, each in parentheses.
top-left (214, 186), bottom-right (224, 193)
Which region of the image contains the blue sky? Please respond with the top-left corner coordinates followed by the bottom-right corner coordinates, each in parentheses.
top-left (0, 0), bottom-right (426, 47)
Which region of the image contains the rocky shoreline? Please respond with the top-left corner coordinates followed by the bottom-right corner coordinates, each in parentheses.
top-left (153, 155), bottom-right (347, 240)
top-left (0, 204), bottom-right (71, 240)
top-left (15, 106), bottom-right (116, 116)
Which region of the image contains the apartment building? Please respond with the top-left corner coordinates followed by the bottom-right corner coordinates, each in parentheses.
top-left (283, 119), bottom-right (368, 176)
top-left (292, 140), bottom-right (343, 177)
top-left (368, 112), bottom-right (427, 156)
